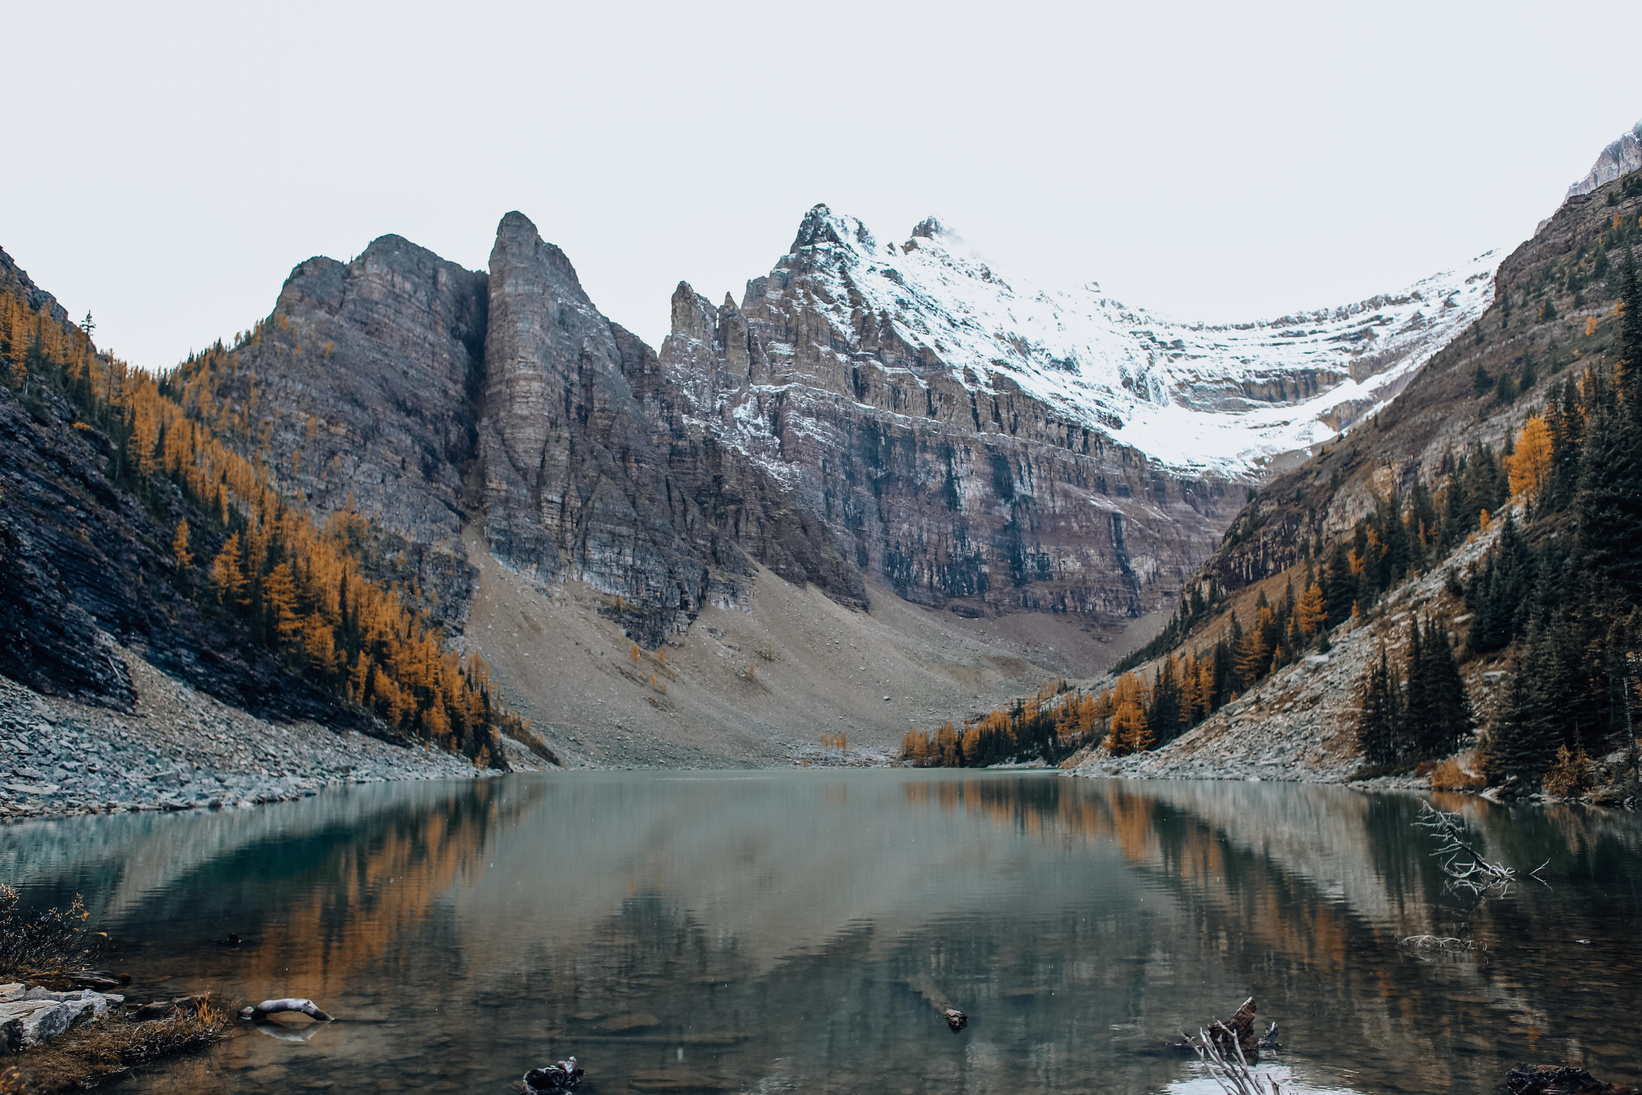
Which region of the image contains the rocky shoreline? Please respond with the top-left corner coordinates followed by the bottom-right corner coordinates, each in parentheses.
top-left (0, 648), bottom-right (506, 824)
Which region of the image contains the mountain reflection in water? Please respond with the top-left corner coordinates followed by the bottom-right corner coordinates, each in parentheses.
top-left (4, 772), bottom-right (1640, 1095)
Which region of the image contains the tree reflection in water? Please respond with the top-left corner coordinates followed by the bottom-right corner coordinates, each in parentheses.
top-left (6, 772), bottom-right (1639, 1095)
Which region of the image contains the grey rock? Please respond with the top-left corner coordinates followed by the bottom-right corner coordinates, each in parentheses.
top-left (0, 984), bottom-right (121, 1054)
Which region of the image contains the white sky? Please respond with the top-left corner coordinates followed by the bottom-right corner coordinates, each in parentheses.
top-left (3, 0), bottom-right (1639, 370)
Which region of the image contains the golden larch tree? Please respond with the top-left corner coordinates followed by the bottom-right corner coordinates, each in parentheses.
top-left (172, 519), bottom-right (192, 570)
top-left (1508, 415), bottom-right (1552, 500)
top-left (1297, 582), bottom-right (1326, 637)
top-left (210, 533), bottom-right (247, 605)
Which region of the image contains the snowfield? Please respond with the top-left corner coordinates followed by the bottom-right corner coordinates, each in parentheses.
top-left (771, 207), bottom-right (1496, 478)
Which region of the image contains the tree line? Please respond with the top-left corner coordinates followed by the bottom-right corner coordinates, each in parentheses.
top-left (1467, 247), bottom-right (1642, 791)
top-left (1, 283), bottom-right (521, 764)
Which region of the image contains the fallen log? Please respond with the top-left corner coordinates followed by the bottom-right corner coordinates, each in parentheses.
top-left (131, 996), bottom-right (203, 1021)
top-left (237, 998), bottom-right (333, 1023)
top-left (1507, 1064), bottom-right (1638, 1095)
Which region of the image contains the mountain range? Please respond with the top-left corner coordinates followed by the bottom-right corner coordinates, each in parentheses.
top-left (2, 119), bottom-right (1636, 770)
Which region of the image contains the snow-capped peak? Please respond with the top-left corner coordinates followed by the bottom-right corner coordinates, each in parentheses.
top-left (766, 207), bottom-right (1497, 477)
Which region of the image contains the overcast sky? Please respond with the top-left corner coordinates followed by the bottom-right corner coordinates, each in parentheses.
top-left (3, 0), bottom-right (1639, 370)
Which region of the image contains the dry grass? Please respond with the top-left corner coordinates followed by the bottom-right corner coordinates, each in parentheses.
top-left (0, 887), bottom-right (104, 983)
top-left (8, 997), bottom-right (230, 1095)
top-left (1544, 747), bottom-right (1594, 798)
top-left (1431, 754), bottom-right (1487, 791)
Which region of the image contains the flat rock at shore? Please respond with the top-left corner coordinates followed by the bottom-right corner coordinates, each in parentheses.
top-left (0, 984), bottom-right (123, 1054)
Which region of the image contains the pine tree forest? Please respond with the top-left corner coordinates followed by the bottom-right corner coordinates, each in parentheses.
top-left (906, 246), bottom-right (1642, 791)
top-left (0, 283), bottom-right (522, 766)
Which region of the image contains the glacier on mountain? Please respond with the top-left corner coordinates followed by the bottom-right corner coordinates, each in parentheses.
top-left (734, 206), bottom-right (1495, 478)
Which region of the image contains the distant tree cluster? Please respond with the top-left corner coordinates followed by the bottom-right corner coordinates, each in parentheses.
top-left (901, 680), bottom-right (1074, 767)
top-left (1, 282), bottom-right (523, 765)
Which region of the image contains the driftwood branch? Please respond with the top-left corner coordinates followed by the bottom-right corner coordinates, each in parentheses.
top-left (1415, 802), bottom-right (1548, 895)
top-left (1186, 1022), bottom-right (1281, 1095)
top-left (238, 998), bottom-right (334, 1022)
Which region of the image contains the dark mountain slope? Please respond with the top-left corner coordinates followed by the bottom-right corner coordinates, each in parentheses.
top-left (166, 234), bottom-right (491, 629)
top-left (0, 249), bottom-right (356, 721)
top-left (1206, 171), bottom-right (1642, 595)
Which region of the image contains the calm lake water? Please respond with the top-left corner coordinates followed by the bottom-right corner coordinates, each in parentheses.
top-left (4, 772), bottom-right (1641, 1095)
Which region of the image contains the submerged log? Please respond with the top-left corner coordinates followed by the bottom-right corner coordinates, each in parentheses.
top-left (238, 998), bottom-right (334, 1023)
top-left (132, 995), bottom-right (203, 1021)
top-left (1507, 1065), bottom-right (1638, 1095)
top-left (1166, 997), bottom-right (1277, 1060)
top-left (522, 1057), bottom-right (582, 1093)
top-left (1207, 997), bottom-right (1262, 1059)
top-left (905, 976), bottom-right (967, 1033)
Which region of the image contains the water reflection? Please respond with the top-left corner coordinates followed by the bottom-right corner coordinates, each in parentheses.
top-left (4, 773), bottom-right (1640, 1094)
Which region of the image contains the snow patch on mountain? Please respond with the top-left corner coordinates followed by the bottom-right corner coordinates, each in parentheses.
top-left (782, 206), bottom-right (1496, 478)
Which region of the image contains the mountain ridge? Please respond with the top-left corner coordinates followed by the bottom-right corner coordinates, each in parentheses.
top-left (686, 203), bottom-right (1496, 478)
top-left (0, 181), bottom-right (1564, 769)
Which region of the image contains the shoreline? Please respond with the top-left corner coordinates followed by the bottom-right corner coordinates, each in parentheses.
top-left (0, 652), bottom-right (506, 825)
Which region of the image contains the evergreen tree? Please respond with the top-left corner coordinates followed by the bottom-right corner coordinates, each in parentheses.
top-left (1323, 541), bottom-right (1355, 626)
top-left (1470, 512), bottom-right (1533, 653)
top-left (1545, 378), bottom-right (1585, 508)
top-left (1479, 651), bottom-right (1557, 787)
top-left (1149, 656), bottom-right (1182, 743)
top-left (1355, 643), bottom-right (1401, 768)
top-left (1618, 246), bottom-right (1642, 387)
top-left (1418, 614), bottom-right (1472, 756)
top-left (1402, 618), bottom-right (1429, 758)
top-left (1574, 366), bottom-right (1642, 600)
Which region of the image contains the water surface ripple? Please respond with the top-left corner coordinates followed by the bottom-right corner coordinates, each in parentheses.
top-left (5, 772), bottom-right (1640, 1094)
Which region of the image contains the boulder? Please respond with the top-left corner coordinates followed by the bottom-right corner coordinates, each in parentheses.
top-left (0, 983), bottom-right (122, 1054)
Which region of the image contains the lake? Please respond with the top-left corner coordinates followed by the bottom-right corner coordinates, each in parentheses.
top-left (4, 772), bottom-right (1640, 1094)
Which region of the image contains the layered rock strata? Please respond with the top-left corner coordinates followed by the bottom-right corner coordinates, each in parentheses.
top-left (655, 208), bottom-right (1232, 620)
top-left (184, 206), bottom-right (1491, 646)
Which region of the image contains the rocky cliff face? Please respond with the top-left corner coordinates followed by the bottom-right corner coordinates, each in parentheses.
top-left (1564, 119), bottom-right (1642, 200)
top-left (476, 211), bottom-right (871, 643)
top-left (0, 248), bottom-right (363, 723)
top-left (1200, 165), bottom-right (1642, 595)
top-left (178, 205), bottom-right (1497, 648)
top-left (656, 208), bottom-right (1231, 619)
top-left (172, 234), bottom-right (489, 624)
top-left (667, 207), bottom-right (1493, 479)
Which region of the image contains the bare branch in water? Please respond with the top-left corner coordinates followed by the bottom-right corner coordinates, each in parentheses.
top-left (1186, 1026), bottom-right (1281, 1095)
top-left (1414, 802), bottom-right (1548, 896)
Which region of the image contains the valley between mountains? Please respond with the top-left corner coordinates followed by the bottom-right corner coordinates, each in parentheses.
top-left (4, 122), bottom-right (1639, 815)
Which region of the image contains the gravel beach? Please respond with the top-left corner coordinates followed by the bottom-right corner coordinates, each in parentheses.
top-left (0, 646), bottom-right (505, 823)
